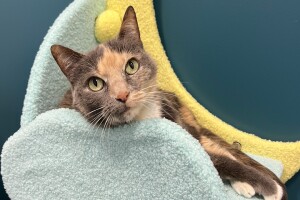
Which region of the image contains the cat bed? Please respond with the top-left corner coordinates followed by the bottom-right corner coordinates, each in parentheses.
top-left (1, 0), bottom-right (298, 199)
top-left (2, 109), bottom-right (283, 200)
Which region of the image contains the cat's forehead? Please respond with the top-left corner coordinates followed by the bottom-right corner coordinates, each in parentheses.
top-left (96, 45), bottom-right (134, 77)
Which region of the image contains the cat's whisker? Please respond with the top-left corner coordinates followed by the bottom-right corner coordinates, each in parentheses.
top-left (89, 109), bottom-right (107, 127)
top-left (144, 96), bottom-right (179, 114)
top-left (91, 113), bottom-right (105, 129)
top-left (138, 84), bottom-right (157, 92)
top-left (132, 91), bottom-right (176, 105)
top-left (87, 111), bottom-right (105, 137)
top-left (84, 106), bottom-right (109, 130)
top-left (131, 84), bottom-right (163, 99)
top-left (129, 89), bottom-right (163, 102)
top-left (97, 107), bottom-right (114, 128)
top-left (89, 108), bottom-right (111, 146)
top-left (87, 109), bottom-right (110, 149)
top-left (91, 106), bottom-right (116, 135)
top-left (106, 113), bottom-right (114, 134)
top-left (128, 85), bottom-right (158, 101)
top-left (100, 112), bottom-right (110, 134)
top-left (101, 111), bottom-right (114, 135)
top-left (129, 94), bottom-right (145, 102)
top-left (145, 91), bottom-right (177, 98)
top-left (86, 111), bottom-right (102, 122)
top-left (84, 106), bottom-right (106, 118)
top-left (82, 110), bottom-right (110, 163)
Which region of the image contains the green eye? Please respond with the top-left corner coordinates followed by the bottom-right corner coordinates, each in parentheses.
top-left (88, 77), bottom-right (104, 91)
top-left (125, 58), bottom-right (139, 75)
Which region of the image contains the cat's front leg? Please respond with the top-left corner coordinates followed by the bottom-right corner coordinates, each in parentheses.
top-left (230, 180), bottom-right (283, 200)
top-left (165, 97), bottom-right (287, 199)
top-left (207, 152), bottom-right (285, 200)
top-left (196, 130), bottom-right (286, 199)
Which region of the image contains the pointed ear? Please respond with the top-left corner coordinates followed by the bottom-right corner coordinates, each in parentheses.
top-left (50, 45), bottom-right (83, 77)
top-left (119, 6), bottom-right (142, 47)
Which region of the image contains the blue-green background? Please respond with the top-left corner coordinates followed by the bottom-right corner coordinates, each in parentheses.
top-left (0, 0), bottom-right (299, 199)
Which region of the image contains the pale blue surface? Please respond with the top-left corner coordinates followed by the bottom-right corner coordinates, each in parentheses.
top-left (2, 109), bottom-right (283, 200)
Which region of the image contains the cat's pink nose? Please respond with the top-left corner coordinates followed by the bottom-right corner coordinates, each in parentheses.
top-left (116, 91), bottom-right (129, 103)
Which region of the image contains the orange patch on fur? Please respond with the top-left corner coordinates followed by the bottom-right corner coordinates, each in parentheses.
top-left (97, 46), bottom-right (132, 77)
top-left (179, 106), bottom-right (201, 131)
top-left (200, 136), bottom-right (237, 160)
top-left (97, 46), bottom-right (133, 98)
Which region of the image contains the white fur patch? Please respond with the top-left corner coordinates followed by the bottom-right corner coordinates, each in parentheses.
top-left (230, 181), bottom-right (255, 198)
top-left (134, 101), bottom-right (161, 121)
top-left (122, 100), bottom-right (161, 123)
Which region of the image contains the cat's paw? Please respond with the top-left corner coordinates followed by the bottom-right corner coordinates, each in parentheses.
top-left (230, 181), bottom-right (255, 198)
top-left (263, 181), bottom-right (283, 200)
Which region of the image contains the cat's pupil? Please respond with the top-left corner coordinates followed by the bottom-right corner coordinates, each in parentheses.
top-left (129, 61), bottom-right (134, 69)
top-left (93, 78), bottom-right (98, 86)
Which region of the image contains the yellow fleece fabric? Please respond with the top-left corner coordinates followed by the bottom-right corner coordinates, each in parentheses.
top-left (95, 0), bottom-right (300, 182)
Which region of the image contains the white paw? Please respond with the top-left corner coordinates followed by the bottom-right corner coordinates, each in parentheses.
top-left (263, 181), bottom-right (283, 200)
top-left (231, 181), bottom-right (255, 198)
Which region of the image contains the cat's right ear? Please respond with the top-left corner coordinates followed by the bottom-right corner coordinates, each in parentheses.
top-left (51, 45), bottom-right (83, 77)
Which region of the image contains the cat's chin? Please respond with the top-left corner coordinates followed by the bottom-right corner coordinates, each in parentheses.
top-left (123, 107), bottom-right (141, 122)
top-left (113, 104), bottom-right (144, 125)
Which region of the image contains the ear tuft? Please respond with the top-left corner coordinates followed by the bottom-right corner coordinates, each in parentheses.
top-left (118, 6), bottom-right (142, 46)
top-left (51, 45), bottom-right (83, 77)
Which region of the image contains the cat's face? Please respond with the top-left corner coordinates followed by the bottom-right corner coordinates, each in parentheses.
top-left (51, 6), bottom-right (158, 126)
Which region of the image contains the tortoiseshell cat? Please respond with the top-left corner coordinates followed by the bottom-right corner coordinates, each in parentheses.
top-left (51, 6), bottom-right (287, 200)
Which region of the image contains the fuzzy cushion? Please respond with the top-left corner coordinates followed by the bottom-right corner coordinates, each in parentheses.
top-left (2, 109), bottom-right (283, 200)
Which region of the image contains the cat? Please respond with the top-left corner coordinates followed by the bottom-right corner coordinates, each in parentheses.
top-left (51, 6), bottom-right (287, 200)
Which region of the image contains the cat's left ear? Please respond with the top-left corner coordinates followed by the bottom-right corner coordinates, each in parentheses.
top-left (118, 6), bottom-right (143, 48)
top-left (51, 45), bottom-right (83, 78)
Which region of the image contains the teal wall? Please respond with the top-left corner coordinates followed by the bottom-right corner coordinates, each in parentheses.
top-left (154, 0), bottom-right (300, 199)
top-left (0, 0), bottom-right (298, 199)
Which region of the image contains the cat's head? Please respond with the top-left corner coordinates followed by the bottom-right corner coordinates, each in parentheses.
top-left (51, 6), bottom-right (158, 126)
